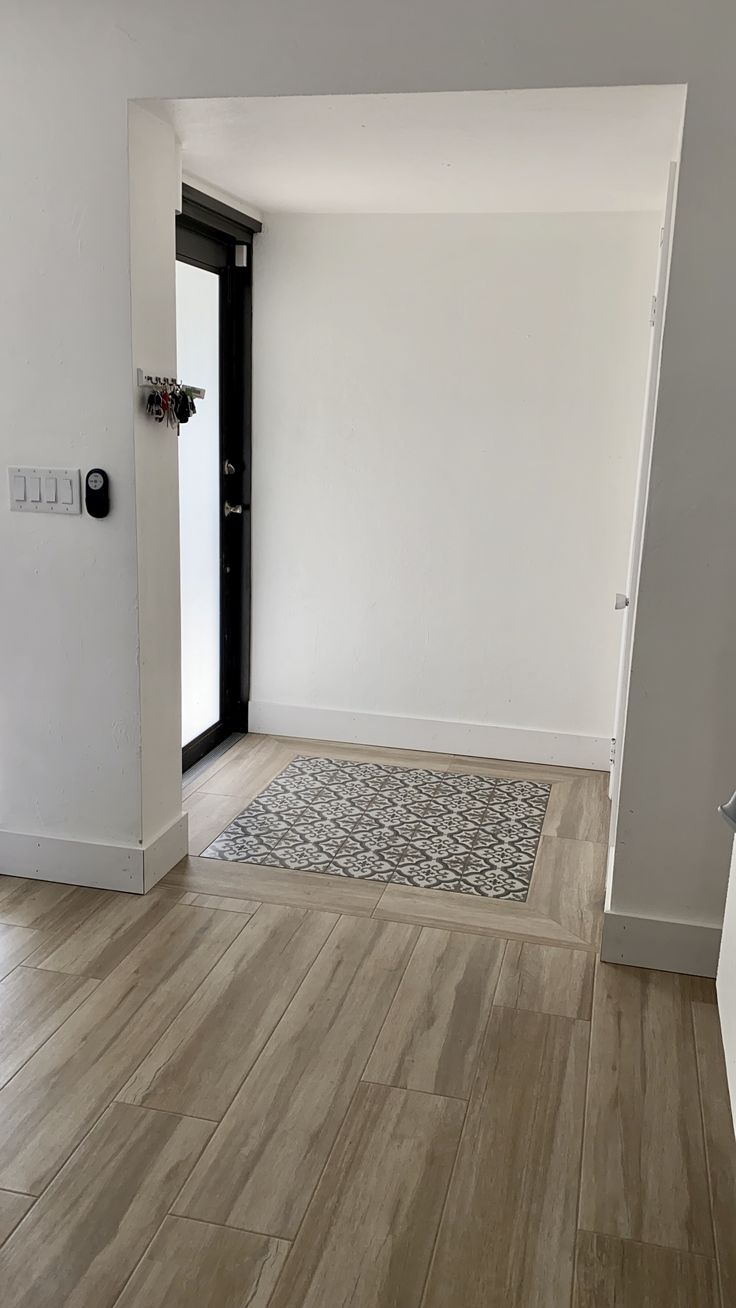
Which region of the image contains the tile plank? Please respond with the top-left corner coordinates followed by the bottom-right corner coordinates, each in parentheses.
top-left (692, 1000), bottom-right (736, 1305)
top-left (690, 976), bottom-right (718, 1005)
top-left (495, 940), bottom-right (594, 1019)
top-left (0, 966), bottom-right (99, 1087)
top-left (0, 1192), bottom-right (34, 1248)
top-left (364, 927), bottom-right (505, 1097)
top-left (0, 879), bottom-right (106, 932)
top-left (269, 1082), bottom-right (463, 1308)
top-left (542, 775), bottom-right (610, 843)
top-left (182, 732), bottom-right (254, 800)
top-left (163, 855), bottom-right (383, 916)
top-left (0, 1104), bottom-right (212, 1308)
top-left (579, 963), bottom-right (713, 1255)
top-left (27, 888), bottom-right (178, 978)
top-left (175, 915), bottom-right (417, 1238)
top-left (114, 1215), bottom-right (288, 1308)
top-left (0, 906), bottom-right (243, 1194)
top-left (573, 1231), bottom-right (719, 1307)
top-left (273, 736), bottom-right (453, 771)
top-left (423, 1007), bottom-right (589, 1308)
top-left (185, 791), bottom-right (247, 855)
top-left (0, 878), bottom-right (78, 926)
top-left (118, 904), bottom-right (337, 1119)
top-left (527, 836), bottom-right (607, 948)
top-left (375, 882), bottom-right (592, 948)
top-left (198, 736), bottom-right (295, 798)
top-left (448, 755), bottom-right (597, 783)
top-left (0, 923), bottom-right (41, 982)
top-left (181, 893), bottom-right (260, 914)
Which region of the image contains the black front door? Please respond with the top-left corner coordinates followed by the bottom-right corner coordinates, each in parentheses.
top-left (176, 188), bottom-right (260, 772)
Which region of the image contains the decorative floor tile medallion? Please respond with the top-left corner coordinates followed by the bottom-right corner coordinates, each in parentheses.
top-left (202, 756), bottom-right (549, 900)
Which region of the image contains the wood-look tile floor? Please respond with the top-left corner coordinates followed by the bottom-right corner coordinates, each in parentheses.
top-left (0, 731), bottom-right (733, 1306)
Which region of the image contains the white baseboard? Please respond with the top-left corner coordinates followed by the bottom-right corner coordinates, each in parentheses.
top-left (143, 813), bottom-right (189, 891)
top-left (248, 702), bottom-right (610, 771)
top-left (601, 908), bottom-right (722, 977)
top-left (0, 811), bottom-right (189, 895)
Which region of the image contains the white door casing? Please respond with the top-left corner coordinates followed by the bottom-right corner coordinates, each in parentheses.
top-left (608, 161), bottom-right (679, 847)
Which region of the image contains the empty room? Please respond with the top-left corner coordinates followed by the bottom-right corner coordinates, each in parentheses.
top-left (2, 5), bottom-right (736, 1308)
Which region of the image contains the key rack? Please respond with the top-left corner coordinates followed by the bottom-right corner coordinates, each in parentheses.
top-left (136, 368), bottom-right (206, 399)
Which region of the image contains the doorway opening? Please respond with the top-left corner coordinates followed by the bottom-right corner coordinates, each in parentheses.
top-left (176, 186), bottom-right (261, 771)
top-left (148, 86), bottom-right (687, 865)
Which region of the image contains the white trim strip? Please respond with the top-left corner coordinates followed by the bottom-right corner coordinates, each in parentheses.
top-left (248, 702), bottom-right (610, 772)
top-left (601, 908), bottom-right (721, 977)
top-left (0, 812), bottom-right (188, 895)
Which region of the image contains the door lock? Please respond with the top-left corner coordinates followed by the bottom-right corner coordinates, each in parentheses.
top-left (224, 501), bottom-right (243, 516)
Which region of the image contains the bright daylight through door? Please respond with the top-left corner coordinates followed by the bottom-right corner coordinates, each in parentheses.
top-left (177, 259), bottom-right (221, 747)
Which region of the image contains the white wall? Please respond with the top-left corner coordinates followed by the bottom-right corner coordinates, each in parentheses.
top-left (717, 837), bottom-right (736, 1124)
top-left (251, 212), bottom-right (658, 764)
top-left (129, 105), bottom-right (185, 854)
top-left (0, 98), bottom-right (187, 889)
top-left (1, 1), bottom-right (735, 964)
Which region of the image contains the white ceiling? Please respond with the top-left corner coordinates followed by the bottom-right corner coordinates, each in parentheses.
top-left (145, 85), bottom-right (685, 216)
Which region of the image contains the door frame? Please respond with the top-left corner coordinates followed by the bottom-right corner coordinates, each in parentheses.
top-left (608, 161), bottom-right (679, 844)
top-left (177, 186), bottom-right (262, 772)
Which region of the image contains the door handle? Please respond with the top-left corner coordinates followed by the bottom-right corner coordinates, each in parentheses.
top-left (615, 593), bottom-right (630, 610)
top-left (223, 501), bottom-right (243, 517)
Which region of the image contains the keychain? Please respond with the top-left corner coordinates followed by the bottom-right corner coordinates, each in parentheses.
top-left (174, 388), bottom-right (192, 424)
top-left (146, 381), bottom-right (197, 427)
top-left (146, 388), bottom-right (165, 422)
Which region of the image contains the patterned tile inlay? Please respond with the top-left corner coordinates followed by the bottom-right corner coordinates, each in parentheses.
top-left (202, 756), bottom-right (550, 901)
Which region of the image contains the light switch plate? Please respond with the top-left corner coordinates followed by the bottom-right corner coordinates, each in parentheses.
top-left (9, 467), bottom-right (82, 514)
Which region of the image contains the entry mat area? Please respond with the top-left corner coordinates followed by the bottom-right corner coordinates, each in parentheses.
top-left (202, 755), bottom-right (551, 901)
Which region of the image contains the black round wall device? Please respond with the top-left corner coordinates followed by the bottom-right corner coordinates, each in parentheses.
top-left (85, 468), bottom-right (110, 518)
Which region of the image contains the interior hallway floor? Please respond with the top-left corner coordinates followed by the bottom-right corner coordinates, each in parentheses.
top-left (0, 732), bottom-right (733, 1305)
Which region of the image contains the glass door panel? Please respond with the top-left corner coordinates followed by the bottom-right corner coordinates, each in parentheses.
top-left (176, 260), bottom-right (221, 748)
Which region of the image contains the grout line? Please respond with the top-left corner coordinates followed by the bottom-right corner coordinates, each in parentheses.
top-left (170, 857), bottom-right (383, 920)
top-left (0, 908), bottom-right (252, 1203)
top-left (691, 998), bottom-right (723, 1306)
top-left (259, 915), bottom-right (422, 1286)
top-left (372, 903), bottom-right (597, 951)
top-left (150, 910), bottom-right (349, 1229)
top-left (112, 1098), bottom-right (220, 1124)
top-left (176, 900), bottom-right (260, 917)
top-left (576, 1228), bottom-right (721, 1261)
top-left (22, 888), bottom-right (185, 977)
top-left (107, 1108), bottom-right (230, 1308)
top-left (8, 891), bottom-right (116, 966)
top-left (0, 972), bottom-right (102, 1090)
top-left (154, 908), bottom-right (342, 1136)
top-left (416, 1069), bottom-right (479, 1303)
top-left (195, 746), bottom-right (299, 803)
top-left (371, 882), bottom-right (390, 920)
top-left (417, 938), bottom-right (509, 1307)
top-left (521, 781), bottom-right (552, 899)
top-left (160, 1209), bottom-right (294, 1243)
top-left (568, 949), bottom-right (598, 1308)
top-left (359, 1077), bottom-right (468, 1105)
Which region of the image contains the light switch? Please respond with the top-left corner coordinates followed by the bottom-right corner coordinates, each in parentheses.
top-left (8, 467), bottom-right (81, 514)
